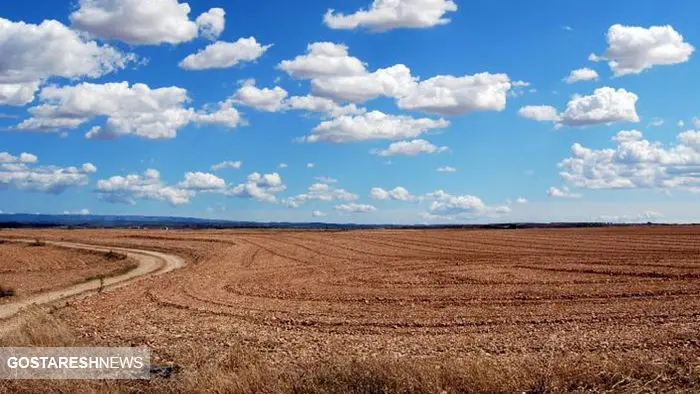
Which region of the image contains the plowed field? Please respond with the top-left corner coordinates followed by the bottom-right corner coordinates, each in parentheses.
top-left (2, 226), bottom-right (700, 392)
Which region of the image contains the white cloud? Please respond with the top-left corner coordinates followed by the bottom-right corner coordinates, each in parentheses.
top-left (598, 210), bottom-right (663, 223)
top-left (521, 88), bottom-right (639, 127)
top-left (211, 160), bottom-right (242, 171)
top-left (232, 80), bottom-right (288, 112)
top-left (177, 171), bottom-right (226, 191)
top-left (17, 82), bottom-right (242, 139)
top-left (311, 64), bottom-right (417, 103)
top-left (278, 163), bottom-right (288, 169)
top-left (425, 190), bottom-right (510, 218)
top-left (312, 210), bottom-right (327, 217)
top-left (280, 42), bottom-right (514, 116)
top-left (307, 110), bottom-right (449, 143)
top-left (546, 186), bottom-right (582, 198)
top-left (518, 105), bottom-right (559, 122)
top-left (227, 172), bottom-right (286, 203)
top-left (563, 68), bottom-right (599, 83)
top-left (0, 82), bottom-right (41, 106)
top-left (678, 120), bottom-right (685, 128)
top-left (335, 203), bottom-right (377, 213)
top-left (397, 73), bottom-right (512, 116)
top-left (179, 38), bottom-right (271, 70)
top-left (371, 139), bottom-right (448, 156)
top-left (324, 0), bottom-right (458, 31)
top-left (0, 17), bottom-right (135, 105)
top-left (590, 24), bottom-right (694, 76)
top-left (557, 129), bottom-right (700, 193)
top-left (370, 186), bottom-right (418, 202)
top-left (0, 152), bottom-right (96, 194)
top-left (437, 166), bottom-right (456, 172)
top-left (307, 163), bottom-right (315, 168)
top-left (64, 208), bottom-right (91, 215)
top-left (284, 183), bottom-right (358, 208)
top-left (515, 197), bottom-right (528, 204)
top-left (559, 87), bottom-right (639, 127)
top-left (96, 169), bottom-right (194, 205)
top-left (70, 0), bottom-right (223, 45)
top-left (278, 42), bottom-right (367, 79)
top-left (195, 7), bottom-right (225, 40)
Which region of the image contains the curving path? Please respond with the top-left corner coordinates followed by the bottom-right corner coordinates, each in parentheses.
top-left (0, 239), bottom-right (185, 321)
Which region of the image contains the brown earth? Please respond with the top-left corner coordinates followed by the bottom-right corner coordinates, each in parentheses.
top-left (0, 240), bottom-right (136, 303)
top-left (1, 226), bottom-right (700, 393)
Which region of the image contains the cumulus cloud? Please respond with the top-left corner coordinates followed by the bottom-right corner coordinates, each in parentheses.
top-left (590, 24), bottom-right (694, 76)
top-left (546, 186), bottom-right (582, 198)
top-left (16, 82), bottom-right (242, 139)
top-left (229, 80), bottom-right (366, 117)
top-left (0, 152), bottom-right (96, 194)
top-left (515, 197), bottom-right (528, 204)
top-left (518, 105), bottom-right (559, 122)
top-left (279, 42), bottom-right (515, 116)
top-left (324, 0), bottom-right (458, 31)
top-left (232, 80), bottom-right (288, 112)
top-left (648, 118), bottom-right (664, 127)
top-left (311, 64), bottom-right (417, 103)
top-left (522, 88), bottom-right (639, 127)
top-left (563, 68), bottom-right (599, 83)
top-left (437, 166), bottom-right (456, 172)
top-left (96, 169), bottom-right (194, 205)
top-left (177, 171), bottom-right (226, 191)
top-left (396, 73), bottom-right (512, 116)
top-left (179, 38), bottom-right (271, 70)
top-left (195, 7), bottom-right (225, 40)
top-left (560, 87), bottom-right (640, 126)
top-left (70, 0), bottom-right (223, 45)
top-left (371, 139), bottom-right (448, 156)
top-left (0, 17), bottom-right (135, 105)
top-left (334, 203), bottom-right (377, 213)
top-left (278, 42), bottom-right (367, 79)
top-left (306, 111), bottom-right (449, 143)
top-left (227, 172), bottom-right (286, 203)
top-left (284, 183), bottom-right (358, 208)
top-left (211, 160), bottom-right (242, 171)
top-left (0, 82), bottom-right (41, 106)
top-left (557, 129), bottom-right (700, 193)
top-left (278, 163), bottom-right (288, 169)
top-left (425, 190), bottom-right (510, 219)
top-left (370, 186), bottom-right (418, 202)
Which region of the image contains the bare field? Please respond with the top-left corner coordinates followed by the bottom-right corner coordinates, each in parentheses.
top-left (1, 226), bottom-right (700, 393)
top-left (0, 240), bottom-right (136, 303)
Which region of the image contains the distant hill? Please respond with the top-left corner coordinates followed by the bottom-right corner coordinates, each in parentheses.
top-left (0, 213), bottom-right (682, 230)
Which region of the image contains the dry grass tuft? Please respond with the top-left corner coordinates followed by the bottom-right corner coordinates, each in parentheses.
top-left (0, 306), bottom-right (79, 347)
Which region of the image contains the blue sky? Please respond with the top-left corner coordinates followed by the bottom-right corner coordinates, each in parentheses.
top-left (1, 0), bottom-right (699, 223)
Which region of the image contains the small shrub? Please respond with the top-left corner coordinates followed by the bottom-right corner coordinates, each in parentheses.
top-left (0, 286), bottom-right (15, 298)
top-left (29, 238), bottom-right (45, 247)
top-left (104, 250), bottom-right (128, 261)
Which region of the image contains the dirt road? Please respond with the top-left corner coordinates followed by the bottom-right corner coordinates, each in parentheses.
top-left (0, 239), bottom-right (185, 321)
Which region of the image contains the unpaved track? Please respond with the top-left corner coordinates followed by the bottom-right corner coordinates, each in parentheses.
top-left (0, 239), bottom-right (185, 321)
